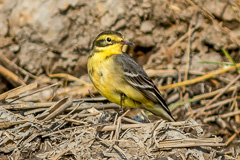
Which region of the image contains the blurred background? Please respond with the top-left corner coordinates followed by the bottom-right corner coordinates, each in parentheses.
top-left (0, 0), bottom-right (239, 158)
top-left (1, 0), bottom-right (239, 90)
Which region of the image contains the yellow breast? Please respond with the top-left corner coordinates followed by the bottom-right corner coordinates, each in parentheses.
top-left (87, 47), bottom-right (154, 109)
top-left (88, 51), bottom-right (140, 108)
top-left (88, 51), bottom-right (118, 98)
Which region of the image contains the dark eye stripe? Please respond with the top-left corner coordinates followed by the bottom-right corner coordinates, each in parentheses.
top-left (97, 40), bottom-right (106, 47)
top-left (94, 39), bottom-right (117, 47)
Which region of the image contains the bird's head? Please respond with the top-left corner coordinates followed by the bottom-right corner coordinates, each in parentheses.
top-left (91, 31), bottom-right (134, 52)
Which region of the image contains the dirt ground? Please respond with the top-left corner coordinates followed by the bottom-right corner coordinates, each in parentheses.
top-left (0, 0), bottom-right (240, 159)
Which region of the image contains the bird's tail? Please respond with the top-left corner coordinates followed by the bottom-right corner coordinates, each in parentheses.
top-left (143, 104), bottom-right (176, 122)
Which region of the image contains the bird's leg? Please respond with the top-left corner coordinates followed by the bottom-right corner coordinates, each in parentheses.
top-left (119, 94), bottom-right (131, 118)
top-left (120, 93), bottom-right (125, 113)
top-left (140, 109), bottom-right (151, 123)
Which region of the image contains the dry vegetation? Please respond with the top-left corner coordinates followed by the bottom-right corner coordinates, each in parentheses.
top-left (0, 0), bottom-right (239, 159)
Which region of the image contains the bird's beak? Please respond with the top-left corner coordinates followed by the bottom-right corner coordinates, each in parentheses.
top-left (121, 40), bottom-right (135, 46)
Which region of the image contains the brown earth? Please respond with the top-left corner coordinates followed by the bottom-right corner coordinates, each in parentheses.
top-left (0, 0), bottom-right (239, 159)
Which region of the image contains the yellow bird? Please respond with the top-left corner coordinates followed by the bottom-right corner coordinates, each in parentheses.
top-left (87, 31), bottom-right (175, 122)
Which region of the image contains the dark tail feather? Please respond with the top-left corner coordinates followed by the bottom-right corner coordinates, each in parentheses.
top-left (143, 104), bottom-right (176, 122)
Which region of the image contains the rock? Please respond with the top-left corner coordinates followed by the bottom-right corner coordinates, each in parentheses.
top-left (229, 28), bottom-right (240, 50)
top-left (140, 21), bottom-right (154, 33)
top-left (100, 0), bottom-right (125, 28)
top-left (204, 0), bottom-right (237, 21)
top-left (9, 0), bottom-right (70, 46)
top-left (132, 7), bottom-right (144, 17)
top-left (129, 16), bottom-right (141, 27)
top-left (186, 52), bottom-right (223, 72)
top-left (103, 0), bottom-right (124, 16)
top-left (141, 2), bottom-right (151, 8)
top-left (40, 89), bottom-right (54, 101)
top-left (134, 35), bottom-right (155, 48)
top-left (18, 42), bottom-right (50, 74)
top-left (153, 1), bottom-right (175, 25)
top-left (112, 19), bottom-right (126, 30)
top-left (202, 25), bottom-right (230, 50)
top-left (9, 44), bottom-right (20, 53)
top-left (0, 14), bottom-right (8, 36)
top-left (122, 29), bottom-right (135, 40)
top-left (0, 37), bottom-right (12, 48)
top-left (101, 13), bottom-right (117, 28)
top-left (1, 0), bottom-right (17, 11)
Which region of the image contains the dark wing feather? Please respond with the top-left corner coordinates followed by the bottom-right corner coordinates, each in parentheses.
top-left (115, 53), bottom-right (171, 114)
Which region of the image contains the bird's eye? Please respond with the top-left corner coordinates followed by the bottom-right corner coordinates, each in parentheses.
top-left (106, 37), bottom-right (111, 42)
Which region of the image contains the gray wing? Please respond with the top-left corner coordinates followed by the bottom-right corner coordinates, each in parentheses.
top-left (115, 53), bottom-right (172, 114)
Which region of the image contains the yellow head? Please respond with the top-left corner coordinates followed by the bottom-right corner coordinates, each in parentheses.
top-left (91, 31), bottom-right (134, 55)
